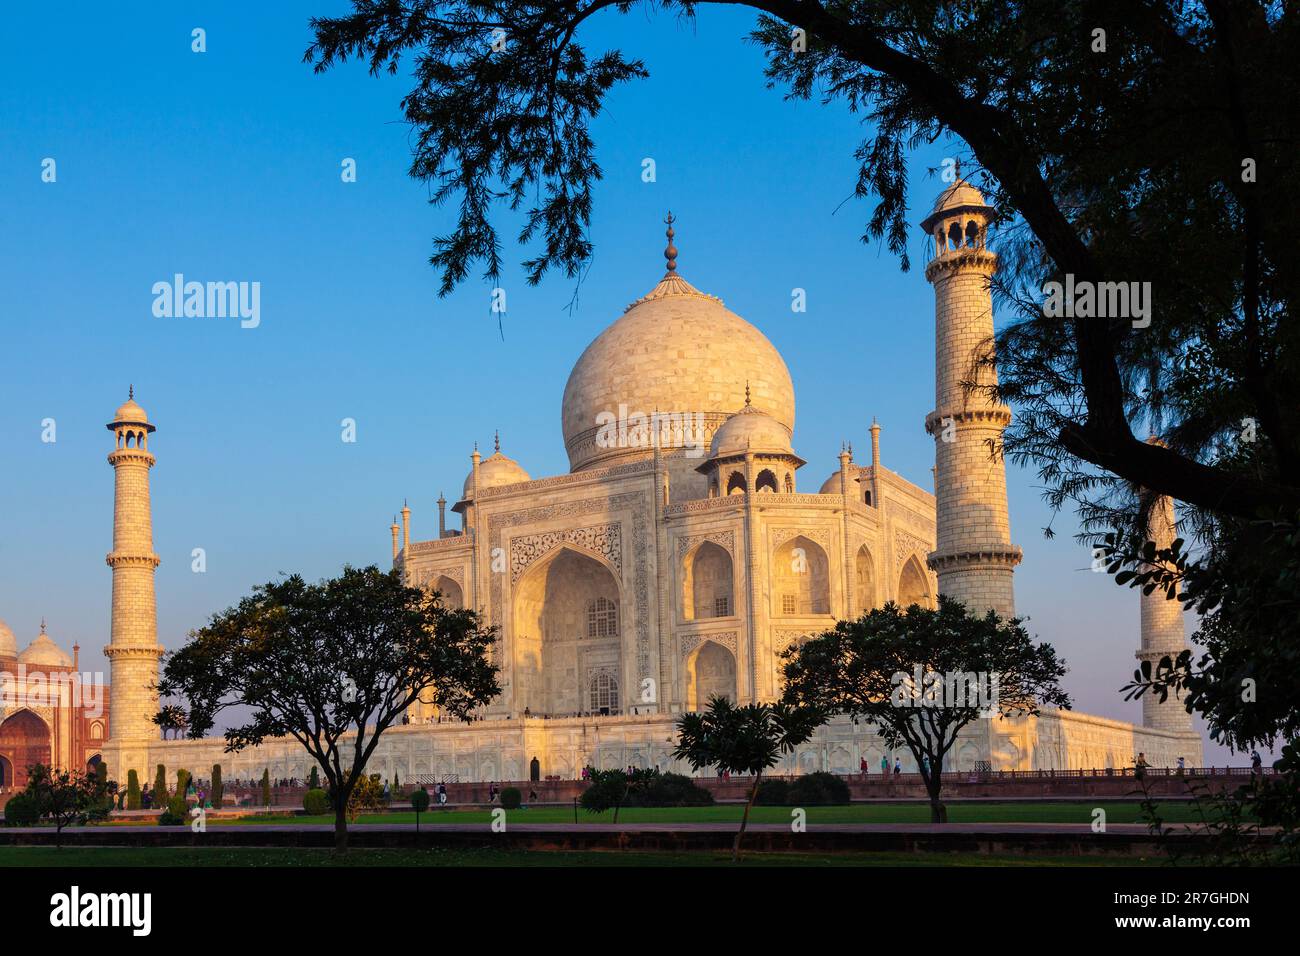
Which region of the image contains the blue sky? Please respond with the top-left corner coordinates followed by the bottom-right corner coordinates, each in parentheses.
top-left (0, 2), bottom-right (1231, 760)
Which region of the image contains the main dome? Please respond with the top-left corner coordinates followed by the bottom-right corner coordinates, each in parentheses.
top-left (562, 271), bottom-right (795, 472)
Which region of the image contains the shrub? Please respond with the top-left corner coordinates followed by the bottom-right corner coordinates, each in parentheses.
top-left (754, 779), bottom-right (791, 806)
top-left (499, 787), bottom-right (522, 809)
top-left (308, 765), bottom-right (320, 790)
top-left (153, 763), bottom-right (167, 802)
top-left (126, 770), bottom-right (141, 811)
top-left (3, 793), bottom-right (41, 827)
top-left (158, 795), bottom-right (188, 826)
top-left (630, 772), bottom-right (714, 807)
top-left (210, 765), bottom-right (223, 808)
top-left (347, 774), bottom-right (384, 822)
top-left (260, 768), bottom-right (271, 806)
top-left (410, 787), bottom-right (430, 814)
top-left (302, 788), bottom-right (330, 815)
top-left (176, 769), bottom-right (190, 799)
top-left (787, 771), bottom-right (851, 806)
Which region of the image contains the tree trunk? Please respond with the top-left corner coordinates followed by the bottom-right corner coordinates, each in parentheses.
top-left (334, 803), bottom-right (349, 853)
top-left (733, 771), bottom-right (761, 863)
top-left (926, 770), bottom-right (947, 824)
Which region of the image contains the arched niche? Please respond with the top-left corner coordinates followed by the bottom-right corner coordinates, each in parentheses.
top-left (428, 574), bottom-right (464, 609)
top-left (854, 545), bottom-right (876, 615)
top-left (682, 541), bottom-right (734, 621)
top-left (686, 641), bottom-right (737, 711)
top-left (0, 709), bottom-right (51, 790)
top-left (772, 534), bottom-right (831, 616)
top-left (512, 547), bottom-right (622, 716)
top-left (898, 555), bottom-right (933, 609)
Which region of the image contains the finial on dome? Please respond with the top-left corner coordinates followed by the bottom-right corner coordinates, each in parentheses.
top-left (664, 212), bottom-right (677, 273)
top-left (744, 381), bottom-right (751, 407)
top-left (128, 385), bottom-right (134, 400)
top-left (40, 617), bottom-right (46, 634)
top-left (494, 430), bottom-right (500, 453)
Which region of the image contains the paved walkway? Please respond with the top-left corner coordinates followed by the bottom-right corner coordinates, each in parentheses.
top-left (5, 820), bottom-right (1168, 835)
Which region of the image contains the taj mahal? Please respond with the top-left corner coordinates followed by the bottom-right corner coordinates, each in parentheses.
top-left (0, 182), bottom-right (1203, 791)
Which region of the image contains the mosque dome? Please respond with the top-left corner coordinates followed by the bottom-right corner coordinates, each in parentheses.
top-left (561, 220), bottom-right (795, 472)
top-left (18, 628), bottom-right (73, 668)
top-left (921, 179), bottom-right (992, 231)
top-left (0, 618), bottom-right (17, 659)
top-left (114, 398), bottom-right (149, 424)
top-left (460, 439), bottom-right (531, 500)
top-left (819, 471), bottom-right (860, 494)
top-left (708, 402), bottom-right (796, 460)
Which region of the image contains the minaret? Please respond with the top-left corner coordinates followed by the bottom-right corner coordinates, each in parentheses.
top-left (102, 388), bottom-right (165, 781)
top-left (1137, 456), bottom-right (1194, 735)
top-left (869, 418), bottom-right (882, 508)
top-left (921, 182), bottom-right (1022, 619)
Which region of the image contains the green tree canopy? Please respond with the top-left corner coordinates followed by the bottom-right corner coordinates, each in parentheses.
top-left (781, 597), bottom-right (1069, 822)
top-left (673, 696), bottom-right (822, 860)
top-left (156, 564), bottom-right (499, 850)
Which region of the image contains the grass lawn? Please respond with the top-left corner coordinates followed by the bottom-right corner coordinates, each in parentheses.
top-left (196, 801), bottom-right (1201, 827)
top-left (0, 845), bottom-right (1169, 867)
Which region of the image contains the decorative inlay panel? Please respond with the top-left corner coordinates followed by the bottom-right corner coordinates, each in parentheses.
top-left (414, 566), bottom-right (465, 587)
top-left (679, 631), bottom-right (738, 659)
top-left (769, 526), bottom-right (834, 552)
top-left (771, 629), bottom-right (816, 654)
top-left (894, 530), bottom-right (932, 567)
top-left (509, 523), bottom-right (622, 582)
top-left (676, 529), bottom-right (735, 558)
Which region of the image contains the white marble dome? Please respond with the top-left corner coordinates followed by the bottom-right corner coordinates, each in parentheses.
top-left (113, 396), bottom-right (149, 424)
top-left (0, 618), bottom-right (17, 659)
top-left (930, 179), bottom-right (987, 216)
top-left (18, 632), bottom-right (72, 668)
top-left (562, 271), bottom-right (795, 472)
top-left (709, 404), bottom-right (795, 460)
top-left (819, 471), bottom-right (860, 494)
top-left (461, 449), bottom-right (531, 499)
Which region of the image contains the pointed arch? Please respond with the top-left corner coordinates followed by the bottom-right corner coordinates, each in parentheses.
top-left (512, 545), bottom-right (622, 716)
top-left (898, 555), bottom-right (933, 609)
top-left (685, 640), bottom-right (737, 711)
top-left (755, 468), bottom-right (778, 493)
top-left (773, 534), bottom-right (831, 616)
top-left (430, 574), bottom-right (463, 609)
top-left (854, 545), bottom-right (876, 615)
top-left (682, 541), bottom-right (734, 621)
top-left (0, 709), bottom-right (51, 789)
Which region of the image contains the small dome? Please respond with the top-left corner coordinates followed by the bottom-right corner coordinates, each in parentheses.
top-left (819, 471), bottom-right (860, 495)
top-left (18, 633), bottom-right (73, 668)
top-left (921, 179), bottom-right (992, 232)
top-left (931, 179), bottom-right (985, 214)
top-left (113, 398), bottom-right (149, 424)
top-left (709, 404), bottom-right (795, 460)
top-left (461, 450), bottom-right (531, 499)
top-left (0, 618), bottom-right (17, 659)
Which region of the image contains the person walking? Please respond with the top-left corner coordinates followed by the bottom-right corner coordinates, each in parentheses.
top-left (881, 755), bottom-right (889, 776)
top-left (893, 758), bottom-right (902, 777)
